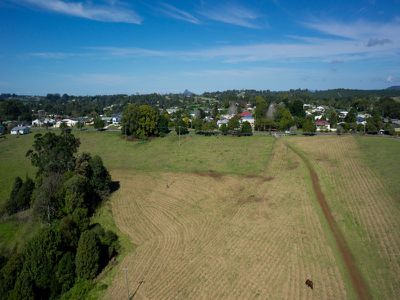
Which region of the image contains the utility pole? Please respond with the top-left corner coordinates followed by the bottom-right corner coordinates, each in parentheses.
top-left (123, 267), bottom-right (130, 300)
top-left (178, 124), bottom-right (181, 149)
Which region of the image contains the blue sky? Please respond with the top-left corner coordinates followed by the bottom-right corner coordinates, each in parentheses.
top-left (0, 0), bottom-right (399, 95)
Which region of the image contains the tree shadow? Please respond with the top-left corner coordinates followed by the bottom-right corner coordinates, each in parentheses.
top-left (110, 181), bottom-right (120, 193)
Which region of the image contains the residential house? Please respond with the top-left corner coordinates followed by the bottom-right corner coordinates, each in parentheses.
top-left (240, 111), bottom-right (255, 128)
top-left (55, 119), bottom-right (78, 128)
top-left (32, 118), bottom-right (55, 127)
top-left (11, 126), bottom-right (30, 135)
top-left (217, 119), bottom-right (229, 128)
top-left (315, 120), bottom-right (331, 132)
top-left (112, 115), bottom-right (121, 125)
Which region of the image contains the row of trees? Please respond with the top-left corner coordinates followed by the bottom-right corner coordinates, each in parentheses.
top-left (0, 128), bottom-right (118, 299)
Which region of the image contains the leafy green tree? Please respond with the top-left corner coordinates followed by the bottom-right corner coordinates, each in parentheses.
top-left (192, 118), bottom-right (203, 131)
top-left (289, 99), bottom-right (305, 118)
top-left (325, 109), bottom-right (338, 128)
top-left (9, 269), bottom-right (35, 300)
top-left (26, 129), bottom-right (80, 176)
top-left (136, 105), bottom-right (159, 138)
top-left (220, 124), bottom-right (228, 135)
top-left (89, 155), bottom-right (111, 197)
top-left (302, 118), bottom-right (316, 133)
top-left (345, 107), bottom-right (357, 123)
top-left (93, 117), bottom-right (105, 130)
top-left (63, 175), bottom-right (88, 214)
top-left (23, 227), bottom-right (62, 291)
top-left (75, 230), bottom-right (101, 280)
top-left (32, 173), bottom-right (64, 222)
top-left (5, 177), bottom-right (23, 214)
top-left (121, 104), bottom-right (159, 138)
top-left (175, 122), bottom-right (189, 135)
top-left (227, 115), bottom-right (241, 131)
top-left (384, 123), bottom-right (395, 135)
top-left (0, 253), bottom-right (24, 298)
top-left (201, 121), bottom-right (217, 131)
top-left (59, 216), bottom-right (81, 250)
top-left (158, 112), bottom-right (170, 135)
top-left (275, 107), bottom-right (294, 131)
top-left (56, 252), bottom-right (76, 294)
top-left (241, 121), bottom-right (253, 134)
top-left (366, 118), bottom-right (378, 133)
top-left (254, 96), bottom-right (267, 120)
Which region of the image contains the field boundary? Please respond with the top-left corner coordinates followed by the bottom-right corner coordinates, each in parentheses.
top-left (285, 141), bottom-right (371, 300)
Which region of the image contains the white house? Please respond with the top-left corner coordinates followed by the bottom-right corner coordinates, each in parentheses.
top-left (112, 115), bottom-right (121, 125)
top-left (32, 118), bottom-right (55, 127)
top-left (11, 126), bottom-right (30, 135)
top-left (55, 119), bottom-right (78, 128)
top-left (217, 119), bottom-right (229, 128)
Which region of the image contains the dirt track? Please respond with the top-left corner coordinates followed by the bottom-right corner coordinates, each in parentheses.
top-left (286, 142), bottom-right (371, 300)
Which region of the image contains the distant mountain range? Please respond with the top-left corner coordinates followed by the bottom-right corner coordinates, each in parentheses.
top-left (387, 86), bottom-right (400, 91)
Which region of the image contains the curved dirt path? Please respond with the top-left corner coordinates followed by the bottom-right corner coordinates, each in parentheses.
top-left (286, 141), bottom-right (371, 300)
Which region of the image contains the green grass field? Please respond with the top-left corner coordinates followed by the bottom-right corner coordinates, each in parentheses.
top-left (0, 130), bottom-right (274, 206)
top-left (356, 136), bottom-right (400, 201)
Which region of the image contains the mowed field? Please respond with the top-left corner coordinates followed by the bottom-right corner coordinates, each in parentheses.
top-left (288, 136), bottom-right (400, 299)
top-left (1, 130), bottom-right (399, 299)
top-left (105, 139), bottom-right (349, 299)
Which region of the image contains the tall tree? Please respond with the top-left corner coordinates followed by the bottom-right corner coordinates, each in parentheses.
top-left (26, 129), bottom-right (80, 176)
top-left (254, 96), bottom-right (267, 120)
top-left (75, 231), bottom-right (101, 280)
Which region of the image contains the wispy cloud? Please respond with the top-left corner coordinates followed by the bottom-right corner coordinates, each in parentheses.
top-left (28, 19), bottom-right (400, 65)
top-left (18, 0), bottom-right (142, 24)
top-left (302, 19), bottom-right (400, 43)
top-left (199, 3), bottom-right (265, 29)
top-left (366, 38), bottom-right (392, 47)
top-left (158, 3), bottom-right (200, 24)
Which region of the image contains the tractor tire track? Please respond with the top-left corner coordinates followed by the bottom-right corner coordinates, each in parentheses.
top-left (285, 141), bottom-right (371, 300)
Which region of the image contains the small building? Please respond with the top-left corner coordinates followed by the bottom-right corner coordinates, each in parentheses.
top-left (240, 111), bottom-right (255, 129)
top-left (315, 120), bottom-right (331, 132)
top-left (217, 119), bottom-right (229, 128)
top-left (112, 115), bottom-right (121, 125)
top-left (32, 118), bottom-right (55, 127)
top-left (55, 119), bottom-right (78, 128)
top-left (10, 126), bottom-right (30, 135)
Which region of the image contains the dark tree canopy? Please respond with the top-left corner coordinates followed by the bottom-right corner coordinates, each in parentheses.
top-left (26, 129), bottom-right (80, 176)
top-left (75, 230), bottom-right (101, 280)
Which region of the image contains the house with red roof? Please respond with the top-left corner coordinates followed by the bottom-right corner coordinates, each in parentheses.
top-left (315, 119), bottom-right (331, 132)
top-left (240, 111), bottom-right (255, 129)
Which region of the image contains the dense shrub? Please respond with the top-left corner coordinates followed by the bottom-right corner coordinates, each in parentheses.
top-left (75, 230), bottom-right (101, 280)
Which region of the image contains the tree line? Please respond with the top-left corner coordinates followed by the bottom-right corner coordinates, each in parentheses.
top-left (0, 125), bottom-right (118, 299)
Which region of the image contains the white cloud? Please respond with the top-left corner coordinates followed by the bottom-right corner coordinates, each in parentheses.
top-left (19, 0), bottom-right (142, 24)
top-left (302, 19), bottom-right (400, 43)
top-left (199, 3), bottom-right (265, 29)
top-left (158, 3), bottom-right (200, 24)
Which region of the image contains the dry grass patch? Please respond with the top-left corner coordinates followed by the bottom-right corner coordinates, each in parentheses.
top-left (105, 140), bottom-right (346, 299)
top-left (288, 135), bottom-right (400, 299)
